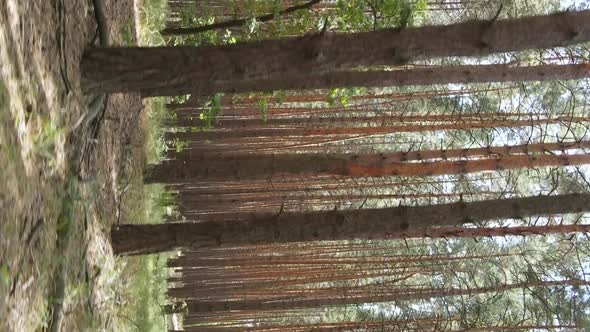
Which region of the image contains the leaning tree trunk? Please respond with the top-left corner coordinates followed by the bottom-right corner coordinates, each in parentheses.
top-left (81, 10), bottom-right (590, 95)
top-left (111, 193), bottom-right (590, 255)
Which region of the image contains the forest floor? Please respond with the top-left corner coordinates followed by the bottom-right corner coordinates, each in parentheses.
top-left (0, 0), bottom-right (167, 330)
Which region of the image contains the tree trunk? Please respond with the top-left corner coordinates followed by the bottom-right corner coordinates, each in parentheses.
top-left (179, 279), bottom-right (590, 313)
top-left (81, 10), bottom-right (590, 95)
top-left (163, 116), bottom-right (589, 141)
top-left (144, 145), bottom-right (590, 183)
top-left (169, 113), bottom-right (528, 130)
top-left (167, 63), bottom-right (590, 97)
top-left (111, 193), bottom-right (590, 255)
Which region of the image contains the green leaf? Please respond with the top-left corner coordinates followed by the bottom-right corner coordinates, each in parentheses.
top-left (329, 88), bottom-right (340, 98)
top-left (273, 90), bottom-right (286, 104)
top-left (1, 265), bottom-right (10, 287)
top-left (340, 95), bottom-right (349, 107)
top-left (256, 98), bottom-right (269, 121)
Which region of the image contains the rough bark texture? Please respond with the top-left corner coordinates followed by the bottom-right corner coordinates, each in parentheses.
top-left (111, 193), bottom-right (590, 255)
top-left (160, 63), bottom-right (590, 97)
top-left (81, 10), bottom-right (590, 95)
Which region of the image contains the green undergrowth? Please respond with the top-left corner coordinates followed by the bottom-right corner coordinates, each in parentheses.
top-left (119, 2), bottom-right (176, 330)
top-left (126, 254), bottom-right (170, 331)
top-left (144, 97), bottom-right (170, 163)
top-left (138, 0), bottom-right (168, 46)
top-left (123, 96), bottom-right (176, 331)
top-left (123, 184), bottom-right (176, 331)
top-left (118, 249), bottom-right (171, 331)
top-left (116, 183), bottom-right (175, 331)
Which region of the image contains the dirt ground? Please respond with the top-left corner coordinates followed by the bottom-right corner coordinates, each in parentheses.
top-left (0, 0), bottom-right (147, 330)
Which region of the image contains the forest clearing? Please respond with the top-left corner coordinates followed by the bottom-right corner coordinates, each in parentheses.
top-left (2, 0), bottom-right (590, 331)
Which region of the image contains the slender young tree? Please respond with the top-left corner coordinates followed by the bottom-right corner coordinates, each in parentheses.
top-left (163, 116), bottom-right (590, 141)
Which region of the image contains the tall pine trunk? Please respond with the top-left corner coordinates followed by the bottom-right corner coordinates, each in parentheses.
top-left (111, 193), bottom-right (590, 255)
top-left (145, 142), bottom-right (590, 183)
top-left (160, 63), bottom-right (590, 97)
top-left (163, 116), bottom-right (590, 141)
top-left (174, 279), bottom-right (590, 313)
top-left (81, 10), bottom-right (590, 95)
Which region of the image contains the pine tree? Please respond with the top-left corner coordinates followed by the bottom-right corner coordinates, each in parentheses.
top-left (111, 193), bottom-right (590, 255)
top-left (81, 10), bottom-right (590, 96)
top-left (145, 141), bottom-right (590, 183)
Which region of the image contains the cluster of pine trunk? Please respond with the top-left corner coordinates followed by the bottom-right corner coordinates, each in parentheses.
top-left (165, 241), bottom-right (588, 330)
top-left (80, 3), bottom-right (590, 331)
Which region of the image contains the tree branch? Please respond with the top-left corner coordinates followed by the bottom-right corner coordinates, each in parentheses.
top-left (161, 0), bottom-right (322, 36)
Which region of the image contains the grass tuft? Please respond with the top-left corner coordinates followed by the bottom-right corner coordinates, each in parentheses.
top-left (144, 97), bottom-right (171, 164)
top-left (137, 0), bottom-right (169, 46)
top-left (117, 2), bottom-right (180, 331)
top-left (117, 183), bottom-right (174, 331)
